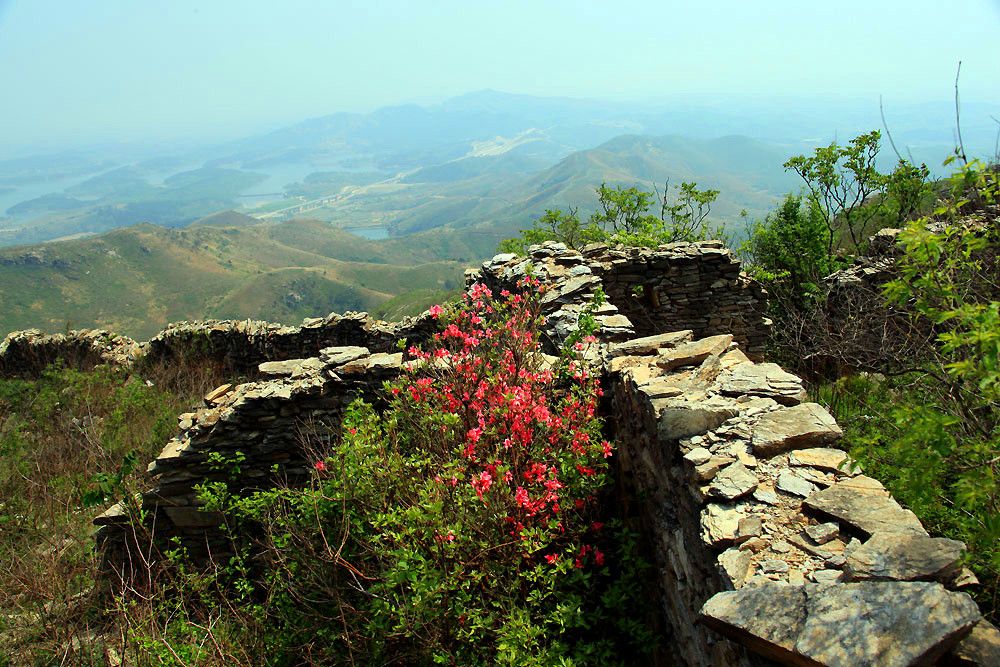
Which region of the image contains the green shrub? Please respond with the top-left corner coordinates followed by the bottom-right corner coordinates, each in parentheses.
top-left (198, 280), bottom-right (655, 664)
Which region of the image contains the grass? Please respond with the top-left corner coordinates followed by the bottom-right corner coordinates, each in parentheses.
top-left (0, 359), bottom-right (235, 664)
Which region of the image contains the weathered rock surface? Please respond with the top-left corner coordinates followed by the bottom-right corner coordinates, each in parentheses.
top-left (789, 447), bottom-right (856, 474)
top-left (700, 582), bottom-right (981, 666)
top-left (948, 620), bottom-right (1000, 666)
top-left (709, 462), bottom-right (759, 500)
top-left (804, 478), bottom-right (927, 536)
top-left (752, 403), bottom-right (843, 456)
top-left (844, 532), bottom-right (965, 582)
top-left (719, 362), bottom-right (807, 405)
top-left (657, 334), bottom-right (733, 371)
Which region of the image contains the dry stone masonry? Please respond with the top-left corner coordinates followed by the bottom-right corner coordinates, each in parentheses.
top-left (470, 241), bottom-right (769, 357)
top-left (2, 240), bottom-right (996, 665)
top-left (606, 330), bottom-right (995, 666)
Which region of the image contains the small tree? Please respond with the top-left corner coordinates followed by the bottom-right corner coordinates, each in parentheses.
top-left (784, 130), bottom-right (888, 254)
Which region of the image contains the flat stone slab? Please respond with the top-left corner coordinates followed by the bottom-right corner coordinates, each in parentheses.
top-left (656, 334), bottom-right (733, 371)
top-left (777, 470), bottom-right (818, 497)
top-left (610, 330), bottom-right (692, 356)
top-left (720, 362), bottom-right (807, 405)
top-left (709, 462), bottom-right (759, 500)
top-left (948, 620), bottom-right (1000, 666)
top-left (700, 581), bottom-right (981, 666)
top-left (789, 447), bottom-right (857, 474)
top-left (804, 477), bottom-right (927, 537)
top-left (654, 395), bottom-right (740, 440)
top-left (752, 403), bottom-right (843, 457)
top-left (845, 532), bottom-right (965, 582)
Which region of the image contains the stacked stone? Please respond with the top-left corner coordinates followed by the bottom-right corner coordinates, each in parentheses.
top-left (143, 311), bottom-right (435, 372)
top-left (471, 241), bottom-right (768, 358)
top-left (608, 332), bottom-right (996, 666)
top-left (95, 346), bottom-right (405, 576)
top-left (0, 328), bottom-right (142, 377)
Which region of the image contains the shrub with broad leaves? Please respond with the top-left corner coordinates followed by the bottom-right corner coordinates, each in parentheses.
top-left (202, 277), bottom-right (654, 665)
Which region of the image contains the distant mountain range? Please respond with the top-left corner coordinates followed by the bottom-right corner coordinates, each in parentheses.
top-left (0, 90), bottom-right (994, 336)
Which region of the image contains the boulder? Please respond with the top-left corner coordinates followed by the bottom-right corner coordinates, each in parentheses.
top-left (700, 581), bottom-right (981, 666)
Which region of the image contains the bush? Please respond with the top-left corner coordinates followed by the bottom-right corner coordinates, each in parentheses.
top-left (197, 280), bottom-right (655, 664)
top-left (499, 181), bottom-right (721, 253)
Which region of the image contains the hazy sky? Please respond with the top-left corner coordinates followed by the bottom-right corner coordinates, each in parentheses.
top-left (1, 0), bottom-right (999, 149)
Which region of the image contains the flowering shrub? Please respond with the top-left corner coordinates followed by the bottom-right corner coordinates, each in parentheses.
top-left (205, 278), bottom-right (654, 664)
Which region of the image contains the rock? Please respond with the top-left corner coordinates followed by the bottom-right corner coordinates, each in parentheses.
top-left (948, 620), bottom-right (1000, 666)
top-left (844, 532), bottom-right (965, 582)
top-left (776, 470), bottom-right (818, 498)
top-left (610, 330), bottom-right (692, 356)
top-left (204, 383), bottom-right (233, 405)
top-left (804, 522), bottom-right (840, 545)
top-left (683, 446), bottom-right (712, 466)
top-left (810, 569), bottom-right (843, 584)
top-left (695, 456), bottom-right (733, 482)
top-left (719, 362), bottom-right (807, 406)
top-left (761, 559), bottom-right (789, 574)
top-left (789, 447), bottom-right (857, 474)
top-left (258, 360), bottom-right (303, 377)
top-left (953, 568), bottom-right (980, 588)
top-left (700, 582), bottom-right (982, 666)
top-left (701, 504), bottom-right (743, 547)
top-left (753, 487), bottom-right (780, 505)
top-left (709, 462), bottom-right (759, 500)
top-left (752, 403), bottom-right (843, 456)
top-left (804, 478), bottom-right (927, 537)
top-left (718, 548), bottom-right (753, 588)
top-left (656, 334), bottom-right (733, 371)
top-left (654, 395), bottom-right (740, 440)
top-left (735, 515), bottom-right (763, 543)
top-left (319, 346), bottom-right (370, 366)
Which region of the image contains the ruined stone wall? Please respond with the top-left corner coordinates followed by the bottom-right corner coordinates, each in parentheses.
top-left (471, 241), bottom-right (769, 358)
top-left (0, 312), bottom-right (435, 379)
top-left (0, 329), bottom-right (142, 377)
top-left (606, 330), bottom-right (992, 666)
top-left (96, 347), bottom-right (406, 579)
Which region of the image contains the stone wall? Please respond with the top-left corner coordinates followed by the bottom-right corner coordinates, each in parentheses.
top-left (0, 329), bottom-right (142, 377)
top-left (471, 241), bottom-right (769, 358)
top-left (605, 330), bottom-right (993, 666)
top-left (0, 312), bottom-right (435, 379)
top-left (96, 346), bottom-right (407, 580)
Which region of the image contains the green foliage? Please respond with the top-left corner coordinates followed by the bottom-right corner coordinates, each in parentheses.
top-left (815, 159), bottom-right (999, 620)
top-left (817, 374), bottom-right (999, 621)
top-left (740, 194), bottom-right (838, 308)
top-left (783, 131), bottom-right (932, 254)
top-left (499, 181), bottom-right (722, 253)
top-left (193, 284), bottom-right (654, 664)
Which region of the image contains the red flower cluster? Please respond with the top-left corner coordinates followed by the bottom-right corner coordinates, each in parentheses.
top-left (395, 278), bottom-right (613, 566)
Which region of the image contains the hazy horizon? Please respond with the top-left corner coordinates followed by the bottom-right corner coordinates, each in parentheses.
top-left (2, 0), bottom-right (999, 152)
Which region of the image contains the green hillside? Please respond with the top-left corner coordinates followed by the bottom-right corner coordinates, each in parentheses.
top-left (0, 220), bottom-right (467, 339)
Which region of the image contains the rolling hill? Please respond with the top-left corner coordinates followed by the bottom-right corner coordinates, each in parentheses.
top-left (0, 219), bottom-right (468, 339)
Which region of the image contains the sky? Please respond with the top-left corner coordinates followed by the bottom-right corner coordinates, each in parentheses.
top-left (1, 0), bottom-right (999, 150)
